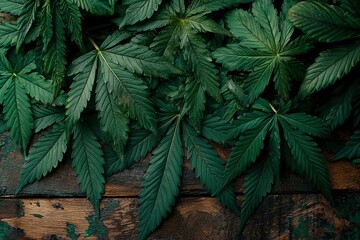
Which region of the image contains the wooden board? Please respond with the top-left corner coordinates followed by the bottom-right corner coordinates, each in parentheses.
top-left (2, 130), bottom-right (360, 239)
top-left (1, 194), bottom-right (359, 240)
top-left (1, 131), bottom-right (360, 198)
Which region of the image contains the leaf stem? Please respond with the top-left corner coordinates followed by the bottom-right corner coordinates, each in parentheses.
top-left (269, 103), bottom-right (277, 114)
top-left (89, 37), bottom-right (100, 51)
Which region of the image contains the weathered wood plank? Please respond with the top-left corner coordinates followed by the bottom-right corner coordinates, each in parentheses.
top-left (1, 131), bottom-right (360, 197)
top-left (1, 194), bottom-right (358, 239)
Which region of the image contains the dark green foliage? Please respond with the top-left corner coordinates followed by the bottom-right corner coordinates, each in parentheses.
top-left (333, 130), bottom-right (360, 163)
top-left (138, 119), bottom-right (183, 240)
top-left (16, 122), bottom-right (68, 193)
top-left (289, 1), bottom-right (360, 97)
top-left (213, 0), bottom-right (311, 104)
top-left (289, 0), bottom-right (360, 169)
top-left (1, 0), bottom-right (357, 238)
top-left (0, 51), bottom-right (55, 153)
top-left (72, 122), bottom-right (105, 215)
top-left (219, 98), bottom-right (332, 230)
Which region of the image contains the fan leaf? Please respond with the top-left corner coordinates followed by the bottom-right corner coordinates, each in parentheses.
top-left (66, 52), bottom-right (98, 125)
top-left (240, 157), bottom-right (275, 230)
top-left (212, 44), bottom-right (272, 71)
top-left (95, 66), bottom-right (129, 158)
top-left (184, 123), bottom-right (241, 216)
top-left (183, 33), bottom-right (220, 101)
top-left (299, 43), bottom-right (360, 97)
top-left (102, 43), bottom-right (182, 79)
top-left (43, 4), bottom-right (67, 96)
top-left (186, 0), bottom-right (254, 16)
top-left (0, 0), bottom-right (23, 15)
top-left (289, 1), bottom-right (360, 43)
top-left (0, 22), bottom-right (18, 49)
top-left (281, 120), bottom-right (332, 202)
top-left (3, 79), bottom-right (33, 153)
top-left (279, 113), bottom-right (329, 137)
top-left (72, 122), bottom-right (105, 215)
top-left (227, 8), bottom-right (274, 53)
top-left (16, 0), bottom-right (40, 50)
top-left (202, 115), bottom-right (232, 144)
top-left (16, 123), bottom-right (68, 194)
top-left (244, 59), bottom-right (276, 104)
top-left (121, 0), bottom-right (162, 27)
top-left (138, 119), bottom-right (183, 240)
top-left (97, 57), bottom-right (156, 132)
top-left (184, 77), bottom-right (205, 130)
top-left (333, 130), bottom-right (360, 161)
top-left (221, 120), bottom-right (271, 192)
top-left (33, 104), bottom-right (65, 133)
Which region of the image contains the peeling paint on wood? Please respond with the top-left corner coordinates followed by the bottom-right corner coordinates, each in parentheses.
top-left (0, 195), bottom-right (356, 239)
top-left (66, 223), bottom-right (80, 240)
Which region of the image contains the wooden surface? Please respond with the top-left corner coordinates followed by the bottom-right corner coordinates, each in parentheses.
top-left (1, 130), bottom-right (360, 240)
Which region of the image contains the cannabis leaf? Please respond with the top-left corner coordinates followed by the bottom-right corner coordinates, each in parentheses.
top-left (213, 0), bottom-right (311, 105)
top-left (66, 31), bottom-right (180, 160)
top-left (183, 123), bottom-right (240, 216)
top-left (298, 42), bottom-right (360, 97)
top-left (16, 122), bottom-right (68, 193)
top-left (333, 130), bottom-right (360, 163)
top-left (138, 117), bottom-right (183, 240)
top-left (289, 1), bottom-right (360, 97)
top-left (137, 73), bottom-right (243, 238)
top-left (0, 0), bottom-right (115, 96)
top-left (128, 0), bottom-right (251, 129)
top-left (0, 22), bottom-right (18, 49)
top-left (33, 104), bottom-right (65, 133)
top-left (121, 0), bottom-right (253, 28)
top-left (72, 122), bottom-right (105, 215)
top-left (288, 1), bottom-right (360, 43)
top-left (0, 51), bottom-right (55, 153)
top-left (319, 78), bottom-right (360, 129)
top-left (0, 0), bottom-right (23, 15)
top-left (120, 0), bottom-right (163, 27)
top-left (217, 98), bottom-right (331, 230)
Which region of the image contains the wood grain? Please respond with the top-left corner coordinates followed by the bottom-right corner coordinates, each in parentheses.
top-left (1, 131), bottom-right (360, 198)
top-left (1, 194), bottom-right (357, 240)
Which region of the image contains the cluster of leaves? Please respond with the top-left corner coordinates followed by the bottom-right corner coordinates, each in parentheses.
top-left (0, 0), bottom-right (359, 239)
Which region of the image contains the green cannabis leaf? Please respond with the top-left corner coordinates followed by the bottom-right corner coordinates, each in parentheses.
top-left (138, 77), bottom-right (240, 239)
top-left (2, 0), bottom-right (115, 96)
top-left (138, 117), bottom-right (183, 240)
top-left (66, 30), bottom-right (180, 159)
top-left (128, 0), bottom-right (252, 129)
top-left (289, 1), bottom-right (360, 97)
top-left (72, 121), bottom-right (105, 215)
top-left (217, 98), bottom-right (332, 230)
top-left (16, 122), bottom-right (68, 194)
top-left (333, 130), bottom-right (360, 163)
top-left (0, 51), bottom-right (55, 153)
top-left (213, 0), bottom-right (311, 105)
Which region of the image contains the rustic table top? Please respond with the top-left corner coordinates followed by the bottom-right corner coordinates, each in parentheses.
top-left (1, 130), bottom-right (360, 239)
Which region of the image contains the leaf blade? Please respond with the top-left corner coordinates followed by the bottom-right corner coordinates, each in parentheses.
top-left (138, 119), bottom-right (183, 240)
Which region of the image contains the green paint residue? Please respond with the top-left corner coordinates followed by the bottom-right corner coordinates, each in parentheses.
top-left (31, 214), bottom-right (43, 218)
top-left (85, 215), bottom-right (108, 238)
top-left (290, 214), bottom-right (313, 239)
top-left (66, 223), bottom-right (80, 240)
top-left (336, 194), bottom-right (360, 239)
top-left (18, 201), bottom-right (24, 217)
top-left (300, 203), bottom-right (307, 210)
top-left (317, 218), bottom-right (336, 239)
top-left (0, 221), bottom-right (24, 239)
